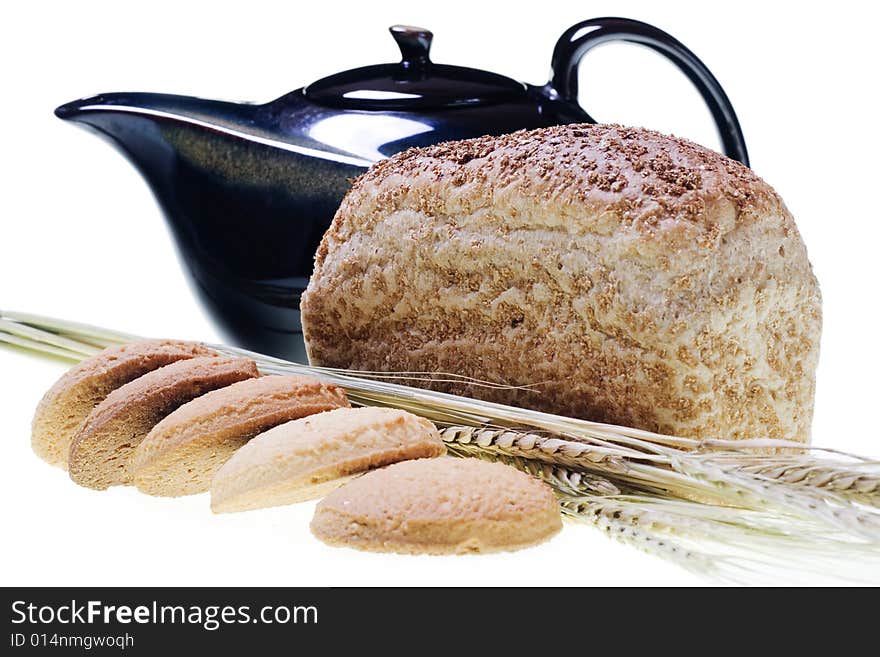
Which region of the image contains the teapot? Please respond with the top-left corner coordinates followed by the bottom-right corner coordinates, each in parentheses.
top-left (56, 17), bottom-right (749, 361)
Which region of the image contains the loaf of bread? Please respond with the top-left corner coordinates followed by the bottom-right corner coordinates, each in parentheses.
top-left (211, 407), bottom-right (445, 513)
top-left (310, 458), bottom-right (561, 554)
top-left (68, 356), bottom-right (258, 490)
top-left (131, 375), bottom-right (349, 497)
top-left (32, 339), bottom-right (216, 468)
top-left (302, 124), bottom-right (822, 442)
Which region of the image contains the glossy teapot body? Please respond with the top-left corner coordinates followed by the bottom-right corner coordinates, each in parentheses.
top-left (56, 18), bottom-right (749, 360)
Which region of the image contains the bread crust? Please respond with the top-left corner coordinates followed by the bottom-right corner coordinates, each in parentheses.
top-left (302, 124), bottom-right (822, 441)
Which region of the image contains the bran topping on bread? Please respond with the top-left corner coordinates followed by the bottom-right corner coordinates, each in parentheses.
top-left (302, 123), bottom-right (821, 441)
top-left (333, 123), bottom-right (787, 245)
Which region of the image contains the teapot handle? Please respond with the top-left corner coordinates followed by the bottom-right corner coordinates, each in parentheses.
top-left (548, 17), bottom-right (749, 166)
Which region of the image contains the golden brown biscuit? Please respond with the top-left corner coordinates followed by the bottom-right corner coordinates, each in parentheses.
top-left (311, 458), bottom-right (562, 554)
top-left (132, 375), bottom-right (349, 497)
top-left (32, 339), bottom-right (216, 468)
top-left (211, 407), bottom-right (445, 513)
top-left (68, 356), bottom-right (258, 490)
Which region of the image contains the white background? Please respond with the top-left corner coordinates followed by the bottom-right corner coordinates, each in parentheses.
top-left (1, 0), bottom-right (878, 586)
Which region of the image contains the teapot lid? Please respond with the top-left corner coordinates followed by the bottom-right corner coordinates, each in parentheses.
top-left (303, 25), bottom-right (527, 110)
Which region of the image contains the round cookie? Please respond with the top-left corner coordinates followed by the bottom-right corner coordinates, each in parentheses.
top-left (68, 356), bottom-right (258, 490)
top-left (132, 375), bottom-right (349, 497)
top-left (310, 458), bottom-right (561, 554)
top-left (211, 407), bottom-right (445, 513)
top-left (32, 339), bottom-right (217, 468)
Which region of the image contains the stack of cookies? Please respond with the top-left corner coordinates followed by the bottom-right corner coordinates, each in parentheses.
top-left (32, 340), bottom-right (561, 554)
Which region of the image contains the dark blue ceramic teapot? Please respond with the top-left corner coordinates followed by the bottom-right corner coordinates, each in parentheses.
top-left (56, 18), bottom-right (749, 360)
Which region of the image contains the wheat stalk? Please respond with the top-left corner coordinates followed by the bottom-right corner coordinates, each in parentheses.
top-left (560, 498), bottom-right (732, 580)
top-left (669, 455), bottom-right (880, 541)
top-left (707, 455), bottom-right (880, 506)
top-left (561, 496), bottom-right (880, 585)
top-left (3, 309), bottom-right (880, 584)
top-left (441, 425), bottom-right (880, 536)
top-left (440, 437), bottom-right (735, 579)
top-left (0, 317), bottom-right (101, 359)
top-left (438, 425), bottom-right (631, 473)
top-left (444, 440), bottom-right (824, 582)
top-left (443, 438), bottom-right (622, 497)
top-left (443, 426), bottom-right (880, 582)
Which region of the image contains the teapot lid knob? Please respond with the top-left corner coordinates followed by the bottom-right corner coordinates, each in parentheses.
top-left (303, 24), bottom-right (525, 110)
top-left (389, 25), bottom-right (433, 70)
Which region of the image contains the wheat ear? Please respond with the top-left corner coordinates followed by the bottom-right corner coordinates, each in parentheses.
top-left (5, 310), bottom-right (880, 584)
top-left (444, 440), bottom-right (621, 496)
top-left (720, 457), bottom-right (880, 506)
top-left (438, 425), bottom-right (630, 473)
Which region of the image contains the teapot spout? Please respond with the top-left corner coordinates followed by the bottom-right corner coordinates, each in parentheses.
top-left (56, 91), bottom-right (246, 122)
top-left (54, 92), bottom-right (264, 169)
top-left (55, 97), bottom-right (91, 120)
top-left (54, 91), bottom-right (250, 198)
top-left (53, 90), bottom-right (369, 360)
